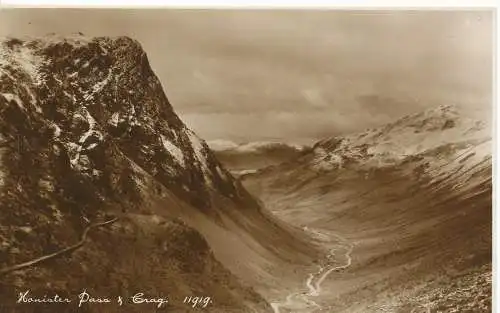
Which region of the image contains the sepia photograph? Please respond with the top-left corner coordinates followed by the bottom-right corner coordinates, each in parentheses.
top-left (0, 6), bottom-right (494, 313)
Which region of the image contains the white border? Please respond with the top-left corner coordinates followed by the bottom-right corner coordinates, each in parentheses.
top-left (0, 0), bottom-right (498, 8)
top-left (493, 8), bottom-right (498, 313)
top-left (0, 1), bottom-right (498, 312)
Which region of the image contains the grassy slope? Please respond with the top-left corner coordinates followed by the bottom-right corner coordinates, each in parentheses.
top-left (242, 148), bottom-right (491, 312)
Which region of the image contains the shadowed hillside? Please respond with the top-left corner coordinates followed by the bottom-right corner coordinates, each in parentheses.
top-left (0, 35), bottom-right (319, 312)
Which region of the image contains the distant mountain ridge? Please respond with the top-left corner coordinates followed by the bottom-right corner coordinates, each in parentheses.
top-left (243, 104), bottom-right (490, 177)
top-left (209, 140), bottom-right (309, 177)
top-left (309, 104), bottom-right (490, 170)
top-left (209, 140), bottom-right (307, 153)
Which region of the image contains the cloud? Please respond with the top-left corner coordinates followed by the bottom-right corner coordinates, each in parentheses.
top-left (301, 88), bottom-right (329, 108)
top-left (206, 139), bottom-right (240, 151)
top-left (1, 9), bottom-right (492, 143)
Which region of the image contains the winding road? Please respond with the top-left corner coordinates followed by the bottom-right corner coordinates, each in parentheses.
top-left (270, 228), bottom-right (354, 313)
top-left (0, 217), bottom-right (118, 276)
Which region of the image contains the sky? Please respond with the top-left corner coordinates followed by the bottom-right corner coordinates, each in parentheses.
top-left (0, 9), bottom-right (494, 144)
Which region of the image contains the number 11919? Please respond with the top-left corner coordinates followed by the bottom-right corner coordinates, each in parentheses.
top-left (183, 296), bottom-right (212, 308)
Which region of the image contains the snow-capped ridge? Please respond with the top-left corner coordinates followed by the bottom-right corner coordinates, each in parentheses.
top-left (310, 104), bottom-right (491, 171)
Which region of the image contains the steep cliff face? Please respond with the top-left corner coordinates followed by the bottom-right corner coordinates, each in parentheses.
top-left (0, 35), bottom-right (284, 313)
top-left (1, 35), bottom-right (252, 214)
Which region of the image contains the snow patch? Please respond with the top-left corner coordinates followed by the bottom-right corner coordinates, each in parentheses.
top-left (91, 169), bottom-right (102, 177)
top-left (160, 134), bottom-right (185, 166)
top-left (1, 93), bottom-right (25, 110)
top-left (216, 165), bottom-right (226, 178)
top-left (67, 109), bottom-right (103, 171)
top-left (109, 112), bottom-right (120, 127)
top-left (50, 122), bottom-right (62, 138)
top-left (187, 129), bottom-right (212, 184)
top-left (54, 76), bottom-right (63, 85)
top-left (26, 88), bottom-right (41, 113)
top-left (83, 69), bottom-right (113, 101)
top-left (0, 41), bottom-right (44, 84)
top-left (100, 46), bottom-right (109, 55)
top-left (63, 91), bottom-right (74, 99)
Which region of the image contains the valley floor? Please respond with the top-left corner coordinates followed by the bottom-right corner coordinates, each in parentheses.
top-left (243, 162), bottom-right (491, 313)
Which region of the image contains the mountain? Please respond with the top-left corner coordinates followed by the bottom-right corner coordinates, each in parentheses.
top-left (209, 140), bottom-right (308, 177)
top-left (0, 35), bottom-right (318, 312)
top-left (309, 104), bottom-right (489, 171)
top-left (243, 104), bottom-right (492, 312)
